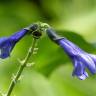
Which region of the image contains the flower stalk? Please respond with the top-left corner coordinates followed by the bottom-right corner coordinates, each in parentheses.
top-left (6, 37), bottom-right (38, 96)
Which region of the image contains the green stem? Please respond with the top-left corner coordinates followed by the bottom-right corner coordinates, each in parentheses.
top-left (6, 38), bottom-right (37, 96)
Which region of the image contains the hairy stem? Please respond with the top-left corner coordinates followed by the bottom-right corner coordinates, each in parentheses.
top-left (6, 38), bottom-right (37, 96)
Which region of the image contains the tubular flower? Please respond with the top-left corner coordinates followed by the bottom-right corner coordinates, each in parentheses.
top-left (0, 24), bottom-right (38, 59)
top-left (46, 28), bottom-right (96, 80)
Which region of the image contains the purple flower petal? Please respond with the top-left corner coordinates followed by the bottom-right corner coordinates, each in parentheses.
top-left (79, 54), bottom-right (96, 74)
top-left (72, 58), bottom-right (85, 76)
top-left (89, 54), bottom-right (96, 64)
top-left (78, 71), bottom-right (88, 80)
top-left (0, 29), bottom-right (28, 59)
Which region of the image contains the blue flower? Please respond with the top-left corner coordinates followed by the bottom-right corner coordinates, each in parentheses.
top-left (0, 29), bottom-right (29, 59)
top-left (0, 24), bottom-right (39, 59)
top-left (46, 28), bottom-right (96, 80)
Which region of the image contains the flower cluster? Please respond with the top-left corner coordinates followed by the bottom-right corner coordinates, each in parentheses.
top-left (0, 22), bottom-right (96, 80)
top-left (46, 28), bottom-right (96, 80)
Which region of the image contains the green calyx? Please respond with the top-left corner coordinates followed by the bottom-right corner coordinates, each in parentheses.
top-left (30, 22), bottom-right (50, 39)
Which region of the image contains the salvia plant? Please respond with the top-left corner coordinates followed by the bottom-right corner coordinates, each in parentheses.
top-left (0, 22), bottom-right (96, 96)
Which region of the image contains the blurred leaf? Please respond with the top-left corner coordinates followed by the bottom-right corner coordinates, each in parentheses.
top-left (49, 64), bottom-right (96, 96)
top-left (14, 71), bottom-right (57, 96)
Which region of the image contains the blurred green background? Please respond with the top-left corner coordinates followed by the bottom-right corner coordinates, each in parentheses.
top-left (0, 0), bottom-right (96, 96)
